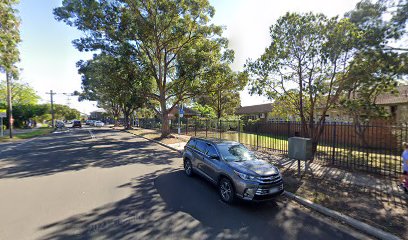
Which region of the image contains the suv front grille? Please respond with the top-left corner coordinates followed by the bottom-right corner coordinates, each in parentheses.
top-left (256, 174), bottom-right (282, 185)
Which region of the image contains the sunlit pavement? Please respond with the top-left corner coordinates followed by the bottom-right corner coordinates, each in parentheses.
top-left (0, 128), bottom-right (371, 240)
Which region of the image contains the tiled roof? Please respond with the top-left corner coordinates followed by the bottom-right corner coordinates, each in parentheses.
top-left (375, 85), bottom-right (408, 105)
top-left (236, 103), bottom-right (273, 115)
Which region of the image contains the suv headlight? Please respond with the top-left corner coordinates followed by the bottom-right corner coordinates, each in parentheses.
top-left (234, 170), bottom-right (256, 181)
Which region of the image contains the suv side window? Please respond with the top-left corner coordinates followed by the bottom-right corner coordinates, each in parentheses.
top-left (195, 140), bottom-right (208, 153)
top-left (206, 144), bottom-right (218, 157)
top-left (187, 139), bottom-right (196, 149)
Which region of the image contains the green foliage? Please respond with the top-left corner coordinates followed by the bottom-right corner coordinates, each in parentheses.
top-left (52, 104), bottom-right (81, 120)
top-left (246, 12), bottom-right (362, 149)
top-left (12, 104), bottom-right (47, 128)
top-left (135, 108), bottom-right (155, 118)
top-left (268, 90), bottom-right (305, 120)
top-left (78, 52), bottom-right (151, 128)
top-left (341, 0), bottom-right (408, 127)
top-left (0, 0), bottom-right (20, 76)
top-left (0, 80), bottom-right (40, 105)
top-left (54, 0), bottom-right (230, 136)
top-left (198, 64), bottom-right (248, 118)
top-left (191, 103), bottom-right (216, 118)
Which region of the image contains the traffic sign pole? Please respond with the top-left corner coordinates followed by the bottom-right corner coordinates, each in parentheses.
top-left (0, 109), bottom-right (5, 137)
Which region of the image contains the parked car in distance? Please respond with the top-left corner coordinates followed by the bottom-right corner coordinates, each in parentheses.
top-left (183, 137), bottom-right (284, 203)
top-left (85, 120), bottom-right (93, 125)
top-left (56, 121), bottom-right (65, 128)
top-left (94, 121), bottom-right (104, 127)
top-left (72, 120), bottom-right (82, 128)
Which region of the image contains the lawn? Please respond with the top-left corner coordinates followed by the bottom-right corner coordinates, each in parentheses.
top-left (190, 130), bottom-right (402, 174)
top-left (0, 127), bottom-right (53, 142)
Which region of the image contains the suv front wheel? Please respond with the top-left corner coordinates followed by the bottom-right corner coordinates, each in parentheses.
top-left (184, 158), bottom-right (193, 177)
top-left (219, 178), bottom-right (235, 203)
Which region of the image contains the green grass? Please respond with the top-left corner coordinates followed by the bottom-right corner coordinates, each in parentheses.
top-left (0, 127), bottom-right (53, 142)
top-left (191, 130), bottom-right (402, 173)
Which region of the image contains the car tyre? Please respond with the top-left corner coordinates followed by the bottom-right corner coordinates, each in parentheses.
top-left (219, 178), bottom-right (235, 203)
top-left (184, 158), bottom-right (194, 177)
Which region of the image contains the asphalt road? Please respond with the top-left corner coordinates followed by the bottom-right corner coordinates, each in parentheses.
top-left (0, 127), bottom-right (371, 240)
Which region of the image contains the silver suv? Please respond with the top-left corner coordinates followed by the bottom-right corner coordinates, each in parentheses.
top-left (183, 137), bottom-right (284, 203)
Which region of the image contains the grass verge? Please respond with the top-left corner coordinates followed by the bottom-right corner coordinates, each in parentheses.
top-left (0, 127), bottom-right (53, 142)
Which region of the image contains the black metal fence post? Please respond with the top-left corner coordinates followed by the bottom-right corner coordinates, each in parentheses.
top-left (238, 119), bottom-right (241, 143)
top-left (256, 122), bottom-right (259, 150)
top-left (219, 119), bottom-right (222, 139)
top-left (331, 122), bottom-right (336, 165)
top-left (186, 118), bottom-right (188, 135)
top-left (287, 121), bottom-right (291, 138)
top-left (205, 119), bottom-right (208, 138)
top-left (194, 119), bottom-right (197, 136)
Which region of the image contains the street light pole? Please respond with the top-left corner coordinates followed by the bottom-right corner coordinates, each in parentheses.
top-left (6, 72), bottom-right (13, 138)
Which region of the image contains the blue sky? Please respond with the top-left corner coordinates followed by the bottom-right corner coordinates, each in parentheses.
top-left (14, 0), bottom-right (360, 114)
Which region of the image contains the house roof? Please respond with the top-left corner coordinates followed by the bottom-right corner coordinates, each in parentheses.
top-left (236, 103), bottom-right (273, 115)
top-left (375, 85), bottom-right (408, 105)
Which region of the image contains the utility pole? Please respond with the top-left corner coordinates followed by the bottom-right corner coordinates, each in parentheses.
top-left (46, 90), bottom-right (56, 128)
top-left (6, 72), bottom-right (13, 138)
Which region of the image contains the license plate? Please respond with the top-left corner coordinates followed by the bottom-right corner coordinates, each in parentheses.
top-left (269, 187), bottom-right (279, 194)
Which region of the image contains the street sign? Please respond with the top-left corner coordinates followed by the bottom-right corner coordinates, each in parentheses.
top-left (0, 109), bottom-right (6, 118)
top-left (179, 107), bottom-right (184, 118)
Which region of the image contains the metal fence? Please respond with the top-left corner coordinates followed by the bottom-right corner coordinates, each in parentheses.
top-left (139, 118), bottom-right (407, 177)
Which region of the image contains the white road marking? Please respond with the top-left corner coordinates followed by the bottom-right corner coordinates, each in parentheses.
top-left (88, 130), bottom-right (96, 139)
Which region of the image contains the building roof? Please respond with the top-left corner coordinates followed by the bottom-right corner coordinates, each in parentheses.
top-left (375, 85), bottom-right (408, 105)
top-left (235, 103), bottom-right (273, 115)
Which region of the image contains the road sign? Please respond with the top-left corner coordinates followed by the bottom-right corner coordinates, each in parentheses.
top-left (0, 109), bottom-right (6, 118)
top-left (179, 107), bottom-right (184, 118)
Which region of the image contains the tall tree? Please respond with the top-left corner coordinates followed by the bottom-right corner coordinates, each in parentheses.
top-left (246, 13), bottom-right (362, 155)
top-left (0, 0), bottom-right (21, 138)
top-left (78, 53), bottom-right (151, 129)
top-left (54, 0), bottom-right (228, 137)
top-left (198, 64), bottom-right (248, 119)
top-left (0, 0), bottom-right (20, 74)
top-left (341, 0), bottom-right (408, 146)
top-left (0, 81), bottom-right (40, 105)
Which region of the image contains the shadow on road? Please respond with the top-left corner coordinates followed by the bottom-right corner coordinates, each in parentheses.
top-left (38, 169), bottom-right (358, 240)
top-left (0, 129), bottom-right (179, 179)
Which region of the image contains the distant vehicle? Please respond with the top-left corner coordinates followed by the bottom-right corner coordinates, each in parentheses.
top-left (85, 120), bottom-right (93, 125)
top-left (183, 137), bottom-right (284, 203)
top-left (72, 120), bottom-right (82, 128)
top-left (56, 121), bottom-right (65, 128)
top-left (94, 121), bottom-right (104, 127)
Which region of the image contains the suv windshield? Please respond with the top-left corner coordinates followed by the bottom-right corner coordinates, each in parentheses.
top-left (217, 144), bottom-right (255, 162)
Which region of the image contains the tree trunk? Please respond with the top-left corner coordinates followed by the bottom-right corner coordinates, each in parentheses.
top-left (123, 109), bottom-right (131, 130)
top-left (6, 72), bottom-right (13, 138)
top-left (161, 111), bottom-right (170, 137)
top-left (113, 111), bottom-right (120, 127)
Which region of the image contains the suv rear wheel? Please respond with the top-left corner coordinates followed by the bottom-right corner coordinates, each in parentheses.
top-left (219, 178), bottom-right (235, 203)
top-left (184, 158), bottom-right (193, 177)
